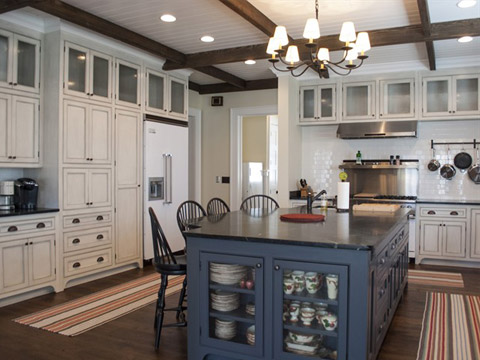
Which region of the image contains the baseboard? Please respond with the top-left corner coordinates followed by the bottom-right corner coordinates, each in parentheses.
top-left (417, 258), bottom-right (480, 269)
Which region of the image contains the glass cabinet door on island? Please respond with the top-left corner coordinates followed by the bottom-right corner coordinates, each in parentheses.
top-left (200, 253), bottom-right (264, 358)
top-left (273, 260), bottom-right (348, 360)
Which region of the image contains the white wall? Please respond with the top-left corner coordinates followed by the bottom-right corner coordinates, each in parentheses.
top-left (301, 119), bottom-right (480, 200)
top-left (0, 169), bottom-right (23, 181)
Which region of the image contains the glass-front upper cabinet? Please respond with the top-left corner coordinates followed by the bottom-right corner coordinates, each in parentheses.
top-left (422, 74), bottom-right (480, 117)
top-left (200, 252), bottom-right (264, 358)
top-left (168, 76), bottom-right (187, 119)
top-left (342, 81), bottom-right (375, 120)
top-left (116, 59), bottom-right (141, 108)
top-left (0, 30), bottom-right (40, 94)
top-left (273, 260), bottom-right (348, 359)
top-left (379, 78), bottom-right (415, 119)
top-left (299, 85), bottom-right (336, 123)
top-left (64, 42), bottom-right (112, 102)
top-left (145, 69), bottom-right (167, 115)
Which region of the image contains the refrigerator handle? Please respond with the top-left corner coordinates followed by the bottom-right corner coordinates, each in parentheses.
top-left (163, 153), bottom-right (173, 204)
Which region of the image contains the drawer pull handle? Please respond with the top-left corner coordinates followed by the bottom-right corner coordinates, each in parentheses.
top-left (379, 289), bottom-right (385, 296)
top-left (96, 216), bottom-right (104, 221)
top-left (96, 234), bottom-right (104, 240)
top-left (73, 262), bottom-right (81, 268)
top-left (97, 257), bottom-right (104, 263)
top-left (450, 211), bottom-right (458, 216)
top-left (36, 222), bottom-right (45, 229)
top-left (8, 226), bottom-right (18, 232)
top-left (72, 238), bottom-right (80, 244)
top-left (380, 258), bottom-right (386, 265)
top-left (427, 210), bottom-right (436, 215)
top-left (391, 244), bottom-right (396, 250)
top-left (72, 218), bottom-right (80, 224)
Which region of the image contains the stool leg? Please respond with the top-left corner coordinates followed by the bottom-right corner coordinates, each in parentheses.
top-left (176, 276), bottom-right (187, 321)
top-left (155, 274), bottom-right (168, 349)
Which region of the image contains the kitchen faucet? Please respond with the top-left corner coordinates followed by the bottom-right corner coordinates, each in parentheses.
top-left (306, 190), bottom-right (327, 212)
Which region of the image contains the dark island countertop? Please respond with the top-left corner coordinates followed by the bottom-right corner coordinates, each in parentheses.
top-left (416, 199), bottom-right (480, 206)
top-left (185, 207), bottom-right (410, 253)
top-left (0, 208), bottom-right (60, 218)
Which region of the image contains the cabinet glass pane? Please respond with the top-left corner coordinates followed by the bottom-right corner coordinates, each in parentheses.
top-left (92, 56), bottom-right (109, 98)
top-left (426, 80), bottom-right (448, 113)
top-left (68, 48), bottom-right (86, 93)
top-left (456, 78), bottom-right (478, 112)
top-left (148, 73), bottom-right (165, 110)
top-left (346, 85), bottom-right (368, 116)
top-left (282, 268), bottom-right (339, 358)
top-left (303, 89), bottom-right (315, 118)
top-left (0, 35), bottom-right (8, 82)
top-left (320, 88), bottom-right (333, 118)
top-left (170, 80), bottom-right (185, 114)
top-left (16, 40), bottom-right (35, 87)
top-left (387, 82), bottom-right (410, 114)
top-left (208, 261), bottom-right (256, 346)
top-left (118, 64), bottom-right (138, 104)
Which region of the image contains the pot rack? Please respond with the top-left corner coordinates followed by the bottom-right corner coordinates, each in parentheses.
top-left (430, 139), bottom-right (477, 149)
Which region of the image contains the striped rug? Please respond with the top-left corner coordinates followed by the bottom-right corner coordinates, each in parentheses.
top-left (14, 273), bottom-right (185, 336)
top-left (417, 292), bottom-right (480, 360)
top-left (408, 270), bottom-right (464, 288)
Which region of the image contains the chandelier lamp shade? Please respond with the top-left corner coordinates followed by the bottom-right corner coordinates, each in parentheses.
top-left (266, 0), bottom-right (370, 79)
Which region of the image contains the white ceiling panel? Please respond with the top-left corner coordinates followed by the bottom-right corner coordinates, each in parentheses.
top-left (434, 37), bottom-right (480, 58)
top-left (427, 0), bottom-right (480, 23)
top-left (215, 59), bottom-right (276, 81)
top-left (189, 71), bottom-right (223, 85)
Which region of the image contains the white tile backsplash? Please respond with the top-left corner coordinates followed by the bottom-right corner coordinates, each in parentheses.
top-left (301, 119), bottom-right (480, 200)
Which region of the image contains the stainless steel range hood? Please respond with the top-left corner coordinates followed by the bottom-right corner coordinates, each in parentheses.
top-left (337, 121), bottom-right (417, 139)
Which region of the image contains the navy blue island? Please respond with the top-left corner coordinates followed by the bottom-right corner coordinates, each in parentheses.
top-left (184, 207), bottom-right (410, 360)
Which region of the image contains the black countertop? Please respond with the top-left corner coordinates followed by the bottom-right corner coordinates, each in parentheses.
top-left (417, 199), bottom-right (480, 206)
top-left (185, 207), bottom-right (409, 253)
top-left (0, 208), bottom-right (60, 218)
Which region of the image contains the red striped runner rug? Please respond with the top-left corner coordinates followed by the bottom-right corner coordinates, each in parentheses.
top-left (417, 292), bottom-right (480, 360)
top-left (14, 273), bottom-right (185, 336)
top-left (408, 270), bottom-right (464, 288)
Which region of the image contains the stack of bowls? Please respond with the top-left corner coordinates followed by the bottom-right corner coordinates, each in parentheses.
top-left (210, 263), bottom-right (247, 285)
top-left (246, 325), bottom-right (255, 345)
top-left (211, 290), bottom-right (240, 312)
top-left (215, 319), bottom-right (237, 340)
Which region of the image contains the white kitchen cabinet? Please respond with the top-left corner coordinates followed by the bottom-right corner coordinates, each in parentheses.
top-left (63, 100), bottom-right (112, 164)
top-left (419, 220), bottom-right (442, 256)
top-left (64, 42), bottom-right (112, 102)
top-left (168, 76), bottom-right (188, 120)
top-left (146, 68), bottom-right (167, 115)
top-left (0, 93), bottom-right (39, 165)
top-left (422, 74), bottom-right (480, 117)
top-left (379, 78), bottom-right (415, 119)
top-left (115, 109), bottom-right (142, 264)
top-left (0, 30), bottom-right (40, 94)
top-left (28, 235), bottom-right (56, 286)
top-left (115, 59), bottom-right (141, 108)
top-left (342, 81), bottom-right (376, 120)
top-left (63, 168), bottom-right (112, 210)
top-left (419, 220), bottom-right (466, 258)
top-left (299, 84), bottom-right (336, 123)
top-left (470, 210), bottom-right (480, 259)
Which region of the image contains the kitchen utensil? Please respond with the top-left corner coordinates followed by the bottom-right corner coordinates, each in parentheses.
top-left (427, 148), bottom-right (441, 172)
top-left (440, 148), bottom-right (456, 180)
top-left (454, 148), bottom-right (472, 172)
top-left (468, 148), bottom-right (480, 184)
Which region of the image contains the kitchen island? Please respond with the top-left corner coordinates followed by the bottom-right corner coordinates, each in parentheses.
top-left (185, 207), bottom-right (410, 360)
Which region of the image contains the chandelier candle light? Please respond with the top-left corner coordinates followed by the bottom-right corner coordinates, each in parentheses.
top-left (266, 0), bottom-right (370, 78)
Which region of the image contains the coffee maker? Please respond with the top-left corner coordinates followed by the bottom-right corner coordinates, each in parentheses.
top-left (0, 181), bottom-right (15, 211)
top-left (14, 178), bottom-right (39, 209)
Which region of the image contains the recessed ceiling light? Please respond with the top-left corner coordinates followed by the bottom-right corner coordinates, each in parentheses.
top-left (245, 60), bottom-right (256, 65)
top-left (458, 36), bottom-right (473, 43)
top-left (201, 35), bottom-right (214, 43)
top-left (160, 14), bottom-right (176, 22)
top-left (457, 0), bottom-right (477, 8)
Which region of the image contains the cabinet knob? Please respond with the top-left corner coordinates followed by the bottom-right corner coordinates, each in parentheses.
top-left (274, 265), bottom-right (280, 271)
top-left (97, 257), bottom-right (104, 263)
top-left (12, 156), bottom-right (16, 159)
top-left (13, 83), bottom-right (17, 86)
top-left (8, 226), bottom-right (18, 232)
top-left (29, 242), bottom-right (33, 245)
top-left (73, 262), bottom-right (81, 268)
top-left (25, 242), bottom-right (28, 246)
top-left (8, 82), bottom-right (13, 85)
top-left (8, 156), bottom-right (12, 159)
top-left (72, 218), bottom-right (80, 224)
top-left (96, 215), bottom-right (104, 221)
top-left (379, 289), bottom-right (385, 296)
top-left (256, 263), bottom-right (262, 269)
top-left (96, 234), bottom-right (104, 240)
top-left (427, 210), bottom-right (436, 215)
top-left (36, 222), bottom-right (45, 229)
top-left (380, 258), bottom-right (386, 265)
top-left (391, 244), bottom-right (396, 250)
top-left (372, 114), bottom-right (375, 117)
top-left (72, 238), bottom-right (80, 244)
top-left (450, 211), bottom-right (458, 216)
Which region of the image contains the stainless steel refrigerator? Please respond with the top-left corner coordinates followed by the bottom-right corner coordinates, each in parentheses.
top-left (143, 118), bottom-right (188, 259)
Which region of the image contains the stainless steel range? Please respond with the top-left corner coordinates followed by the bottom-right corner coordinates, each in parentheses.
top-left (340, 159), bottom-right (419, 258)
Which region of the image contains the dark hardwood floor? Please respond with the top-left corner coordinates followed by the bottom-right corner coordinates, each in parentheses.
top-left (0, 263), bottom-right (478, 359)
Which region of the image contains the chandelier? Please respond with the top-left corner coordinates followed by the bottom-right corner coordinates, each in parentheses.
top-left (266, 0), bottom-right (371, 79)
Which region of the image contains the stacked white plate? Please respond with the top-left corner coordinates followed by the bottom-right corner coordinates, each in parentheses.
top-left (210, 290), bottom-right (240, 312)
top-left (215, 319), bottom-right (237, 340)
top-left (245, 302), bottom-right (255, 316)
top-left (210, 263), bottom-right (248, 285)
top-left (246, 325), bottom-right (255, 345)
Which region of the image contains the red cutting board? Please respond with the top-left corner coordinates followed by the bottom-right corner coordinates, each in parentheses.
top-left (280, 214), bottom-right (325, 223)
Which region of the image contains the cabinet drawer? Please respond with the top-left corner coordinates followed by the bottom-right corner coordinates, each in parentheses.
top-left (376, 245), bottom-right (391, 275)
top-left (419, 207), bottom-right (466, 218)
top-left (63, 226), bottom-right (112, 253)
top-left (63, 211), bottom-right (112, 229)
top-left (0, 217), bottom-right (55, 236)
top-left (375, 270), bottom-right (389, 311)
top-left (63, 248), bottom-right (112, 277)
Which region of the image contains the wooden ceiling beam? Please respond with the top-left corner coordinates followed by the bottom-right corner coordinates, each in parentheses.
top-left (417, 0), bottom-right (436, 70)
top-left (163, 19), bottom-right (480, 70)
top-left (196, 78), bottom-right (278, 95)
top-left (0, 0), bottom-right (45, 15)
top-left (195, 66), bottom-right (246, 88)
